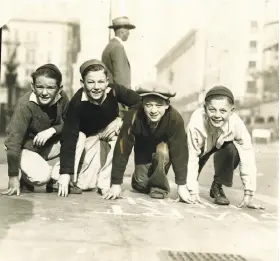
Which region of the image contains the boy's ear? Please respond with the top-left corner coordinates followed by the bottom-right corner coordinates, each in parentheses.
top-left (31, 81), bottom-right (35, 91)
top-left (58, 85), bottom-right (63, 94)
top-left (80, 79), bottom-right (84, 88)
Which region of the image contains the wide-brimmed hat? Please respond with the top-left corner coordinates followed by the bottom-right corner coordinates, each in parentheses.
top-left (108, 16), bottom-right (136, 30)
top-left (136, 81), bottom-right (176, 100)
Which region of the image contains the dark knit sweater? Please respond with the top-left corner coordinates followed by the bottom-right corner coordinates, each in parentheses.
top-left (5, 90), bottom-right (69, 177)
top-left (111, 106), bottom-right (189, 185)
top-left (59, 83), bottom-right (140, 174)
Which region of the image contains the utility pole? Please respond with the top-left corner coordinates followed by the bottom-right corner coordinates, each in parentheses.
top-left (108, 0), bottom-right (113, 42)
top-left (0, 25), bottom-right (9, 82)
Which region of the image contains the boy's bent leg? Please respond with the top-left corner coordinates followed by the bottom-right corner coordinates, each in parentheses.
top-left (76, 135), bottom-right (101, 190)
top-left (96, 139), bottom-right (117, 194)
top-left (131, 164), bottom-right (151, 194)
top-left (20, 149), bottom-right (52, 186)
top-left (210, 142), bottom-right (240, 205)
top-left (147, 142), bottom-right (171, 199)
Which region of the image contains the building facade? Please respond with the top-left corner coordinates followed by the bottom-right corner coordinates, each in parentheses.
top-left (1, 18), bottom-right (81, 98)
top-left (0, 18), bottom-right (80, 133)
top-left (156, 0), bottom-right (276, 115)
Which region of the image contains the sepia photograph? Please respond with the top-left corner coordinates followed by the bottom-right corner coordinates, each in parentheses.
top-left (0, 0), bottom-right (279, 260)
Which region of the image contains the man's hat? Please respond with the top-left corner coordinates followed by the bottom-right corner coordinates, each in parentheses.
top-left (205, 85), bottom-right (234, 103)
top-left (79, 59), bottom-right (108, 75)
top-left (108, 16), bottom-right (136, 30)
top-left (36, 63), bottom-right (62, 78)
top-left (136, 81), bottom-right (176, 100)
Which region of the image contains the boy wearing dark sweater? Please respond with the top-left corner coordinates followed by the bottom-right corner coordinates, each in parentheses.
top-left (57, 59), bottom-right (140, 197)
top-left (2, 64), bottom-right (68, 196)
top-left (104, 81), bottom-right (192, 202)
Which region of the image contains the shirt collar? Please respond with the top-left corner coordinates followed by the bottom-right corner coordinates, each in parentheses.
top-left (81, 87), bottom-right (111, 105)
top-left (29, 92), bottom-right (61, 105)
top-left (114, 36), bottom-right (125, 46)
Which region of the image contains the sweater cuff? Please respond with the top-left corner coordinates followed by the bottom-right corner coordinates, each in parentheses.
top-left (174, 171), bottom-right (187, 185)
top-left (8, 170), bottom-right (19, 177)
top-left (111, 176), bottom-right (123, 185)
top-left (52, 125), bottom-right (62, 135)
top-left (59, 167), bottom-right (74, 175)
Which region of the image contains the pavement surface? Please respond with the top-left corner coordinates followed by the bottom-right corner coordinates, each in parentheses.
top-left (0, 138), bottom-right (278, 261)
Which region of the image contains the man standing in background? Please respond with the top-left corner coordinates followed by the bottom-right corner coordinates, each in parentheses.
top-left (102, 16), bottom-right (135, 89)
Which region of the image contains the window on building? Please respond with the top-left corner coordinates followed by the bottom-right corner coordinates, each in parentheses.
top-left (168, 70), bottom-right (174, 85)
top-left (247, 81), bottom-right (257, 93)
top-left (268, 116), bottom-right (275, 123)
top-left (248, 61), bottom-right (257, 68)
top-left (26, 49), bottom-right (36, 64)
top-left (244, 117), bottom-right (252, 125)
top-left (250, 21), bottom-right (258, 30)
top-left (249, 41), bottom-right (257, 52)
top-left (254, 116), bottom-right (265, 124)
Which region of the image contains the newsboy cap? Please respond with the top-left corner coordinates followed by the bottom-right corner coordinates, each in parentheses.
top-left (205, 85), bottom-right (234, 103)
top-left (79, 59), bottom-right (108, 75)
top-left (108, 16), bottom-right (136, 30)
top-left (36, 63), bottom-right (62, 78)
top-left (136, 81), bottom-right (176, 100)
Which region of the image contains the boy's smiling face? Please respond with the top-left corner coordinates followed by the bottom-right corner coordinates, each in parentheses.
top-left (204, 97), bottom-right (234, 129)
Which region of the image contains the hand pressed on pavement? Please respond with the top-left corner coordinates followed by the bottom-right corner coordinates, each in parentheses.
top-left (103, 184), bottom-right (122, 200)
top-left (58, 174), bottom-right (71, 197)
top-left (33, 127), bottom-right (56, 147)
top-left (238, 194), bottom-right (265, 209)
top-left (1, 176), bottom-right (21, 196)
top-left (190, 193), bottom-right (203, 204)
top-left (176, 185), bottom-right (194, 204)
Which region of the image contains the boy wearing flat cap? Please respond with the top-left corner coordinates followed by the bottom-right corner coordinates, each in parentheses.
top-left (104, 81), bottom-right (192, 203)
top-left (58, 59), bottom-right (140, 197)
top-left (186, 86), bottom-right (262, 209)
top-left (2, 64), bottom-right (69, 196)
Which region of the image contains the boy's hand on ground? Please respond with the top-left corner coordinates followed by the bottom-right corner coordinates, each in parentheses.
top-left (1, 176), bottom-right (20, 196)
top-left (58, 174), bottom-right (70, 197)
top-left (103, 184), bottom-right (122, 200)
top-left (190, 193), bottom-right (203, 204)
top-left (177, 185), bottom-right (194, 204)
top-left (238, 194), bottom-right (265, 209)
top-left (33, 127), bottom-right (56, 147)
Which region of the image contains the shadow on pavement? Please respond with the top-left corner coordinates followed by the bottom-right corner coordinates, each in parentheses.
top-left (0, 196), bottom-right (34, 243)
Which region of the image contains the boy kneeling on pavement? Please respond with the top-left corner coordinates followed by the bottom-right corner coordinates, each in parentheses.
top-left (57, 59), bottom-right (140, 197)
top-left (186, 86), bottom-right (263, 209)
top-left (104, 81), bottom-right (192, 203)
top-left (2, 64), bottom-right (68, 196)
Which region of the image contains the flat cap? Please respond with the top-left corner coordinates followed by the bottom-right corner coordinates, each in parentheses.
top-left (136, 81), bottom-right (176, 100)
top-left (205, 85), bottom-right (234, 103)
top-left (36, 63), bottom-right (62, 78)
top-left (80, 59), bottom-right (108, 75)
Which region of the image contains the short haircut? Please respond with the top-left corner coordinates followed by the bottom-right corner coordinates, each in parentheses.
top-left (205, 94), bottom-right (234, 106)
top-left (31, 68), bottom-right (62, 87)
top-left (81, 64), bottom-right (108, 80)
